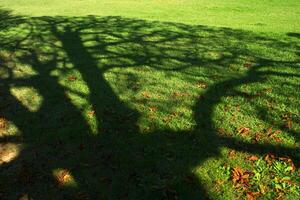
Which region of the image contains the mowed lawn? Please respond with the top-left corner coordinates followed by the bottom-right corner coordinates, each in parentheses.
top-left (0, 0), bottom-right (299, 199)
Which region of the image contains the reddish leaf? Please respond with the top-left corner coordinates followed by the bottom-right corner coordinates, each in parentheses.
top-left (67, 76), bottom-right (77, 81)
top-left (231, 167), bottom-right (251, 189)
top-left (247, 156), bottom-right (259, 161)
top-left (246, 191), bottom-right (260, 200)
top-left (237, 127), bottom-right (250, 136)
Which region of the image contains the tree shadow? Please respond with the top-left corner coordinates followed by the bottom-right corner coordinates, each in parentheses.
top-left (0, 9), bottom-right (299, 199)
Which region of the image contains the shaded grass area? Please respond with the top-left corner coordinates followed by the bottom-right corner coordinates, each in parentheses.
top-left (0, 9), bottom-right (299, 199)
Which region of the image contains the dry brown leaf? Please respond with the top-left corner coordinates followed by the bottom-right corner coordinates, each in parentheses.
top-left (266, 128), bottom-right (273, 136)
top-left (237, 127), bottom-right (250, 136)
top-left (228, 150), bottom-right (236, 158)
top-left (252, 132), bottom-right (262, 143)
top-left (149, 107), bottom-right (158, 112)
top-left (246, 191), bottom-right (260, 200)
top-left (141, 92), bottom-right (151, 98)
top-left (67, 76), bottom-right (77, 81)
top-left (218, 128), bottom-right (226, 136)
top-left (231, 167), bottom-right (251, 189)
top-left (247, 156), bottom-right (259, 161)
top-left (264, 153), bottom-right (275, 165)
top-left (172, 92), bottom-right (190, 98)
top-left (55, 169), bottom-right (74, 186)
top-left (87, 110), bottom-right (95, 118)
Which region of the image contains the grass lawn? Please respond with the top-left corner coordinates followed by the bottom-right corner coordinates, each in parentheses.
top-left (0, 0), bottom-right (299, 199)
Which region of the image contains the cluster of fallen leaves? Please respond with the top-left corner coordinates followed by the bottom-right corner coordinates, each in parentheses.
top-left (237, 126), bottom-right (250, 136)
top-left (230, 153), bottom-right (298, 200)
top-left (264, 153), bottom-right (296, 171)
top-left (236, 125), bottom-right (285, 144)
top-left (231, 167), bottom-right (252, 190)
top-left (163, 112), bottom-right (179, 123)
top-left (266, 128), bottom-right (282, 142)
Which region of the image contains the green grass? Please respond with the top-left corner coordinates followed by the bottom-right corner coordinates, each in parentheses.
top-left (0, 1), bottom-right (299, 199)
top-left (1, 0), bottom-right (300, 33)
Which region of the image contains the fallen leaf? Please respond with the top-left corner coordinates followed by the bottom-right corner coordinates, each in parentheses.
top-left (67, 76), bottom-right (77, 81)
top-left (264, 153), bottom-right (275, 165)
top-left (252, 132), bottom-right (262, 143)
top-left (266, 128), bottom-right (273, 136)
top-left (282, 113), bottom-right (293, 130)
top-left (196, 81), bottom-right (208, 89)
top-left (218, 128), bottom-right (226, 136)
top-left (141, 92), bottom-right (151, 98)
top-left (55, 169), bottom-right (75, 187)
top-left (172, 92), bottom-right (190, 98)
top-left (231, 167), bottom-right (251, 189)
top-left (237, 127), bottom-right (250, 136)
top-left (229, 150), bottom-right (236, 158)
top-left (149, 107), bottom-right (157, 112)
top-left (246, 191), bottom-right (260, 200)
top-left (247, 156), bottom-right (259, 161)
top-left (87, 110), bottom-right (95, 118)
